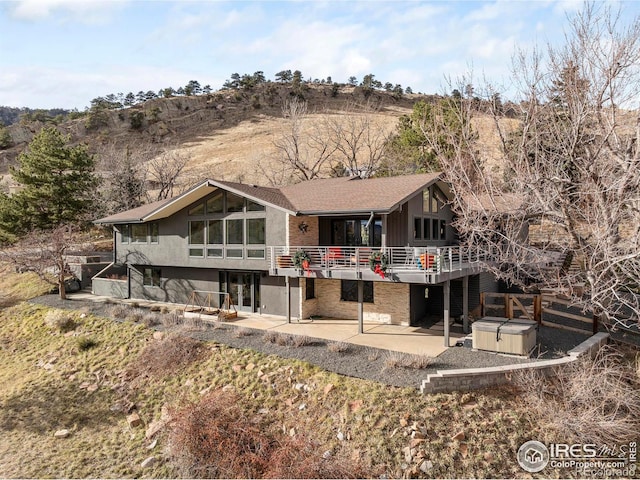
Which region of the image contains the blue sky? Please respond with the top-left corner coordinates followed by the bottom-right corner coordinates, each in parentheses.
top-left (0, 0), bottom-right (637, 109)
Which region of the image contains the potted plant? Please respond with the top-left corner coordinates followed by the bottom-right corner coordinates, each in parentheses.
top-left (368, 251), bottom-right (388, 278)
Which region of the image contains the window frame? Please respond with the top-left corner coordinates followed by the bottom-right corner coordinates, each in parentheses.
top-left (340, 280), bottom-right (374, 303)
top-left (143, 267), bottom-right (161, 287)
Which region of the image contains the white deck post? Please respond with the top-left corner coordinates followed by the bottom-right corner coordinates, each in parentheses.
top-left (358, 280), bottom-right (364, 334)
top-left (286, 276), bottom-right (291, 324)
top-left (462, 275), bottom-right (469, 334)
top-left (443, 279), bottom-right (450, 347)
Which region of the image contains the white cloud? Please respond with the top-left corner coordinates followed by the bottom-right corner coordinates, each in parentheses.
top-left (7, 0), bottom-right (127, 23)
top-left (0, 64), bottom-right (208, 109)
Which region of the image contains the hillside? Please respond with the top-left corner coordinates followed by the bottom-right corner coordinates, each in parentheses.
top-left (0, 269), bottom-right (537, 478)
top-left (0, 83), bottom-right (521, 190)
top-left (0, 84), bottom-right (418, 187)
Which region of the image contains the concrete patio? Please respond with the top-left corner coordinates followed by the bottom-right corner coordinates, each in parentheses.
top-left (67, 291), bottom-right (464, 357)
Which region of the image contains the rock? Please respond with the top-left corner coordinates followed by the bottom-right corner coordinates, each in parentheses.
top-left (322, 450), bottom-right (332, 459)
top-left (298, 403), bottom-right (306, 411)
top-left (411, 431), bottom-right (426, 440)
top-left (257, 370), bottom-right (265, 378)
top-left (43, 363), bottom-right (55, 370)
top-left (200, 386), bottom-right (212, 395)
top-left (294, 383), bottom-right (305, 391)
top-left (402, 446), bottom-right (412, 463)
top-left (483, 452), bottom-right (494, 462)
top-left (451, 430), bottom-right (465, 441)
top-left (80, 313), bottom-right (87, 319)
top-left (462, 401), bottom-right (478, 410)
top-left (222, 384), bottom-right (234, 392)
top-left (336, 431), bottom-right (345, 441)
top-left (184, 378), bottom-right (194, 387)
top-left (79, 381), bottom-right (91, 389)
top-left (419, 460), bottom-right (433, 474)
top-left (246, 363), bottom-right (256, 371)
top-left (399, 417), bottom-right (409, 427)
top-left (348, 399), bottom-right (363, 412)
top-left (147, 438), bottom-right (158, 450)
top-left (110, 403), bottom-right (123, 413)
top-left (410, 438), bottom-right (425, 448)
top-left (54, 429), bottom-right (70, 438)
top-left (127, 413), bottom-right (142, 428)
top-left (459, 443), bottom-right (468, 458)
top-left (389, 428), bottom-right (399, 438)
top-left (232, 365), bottom-right (242, 372)
top-left (146, 420), bottom-right (165, 439)
top-left (258, 408), bottom-right (269, 415)
top-left (289, 427), bottom-right (296, 437)
top-left (87, 384), bottom-right (98, 392)
top-left (323, 384), bottom-right (334, 395)
top-left (140, 456), bottom-right (156, 468)
top-left (153, 331), bottom-right (164, 340)
top-left (160, 404), bottom-right (171, 421)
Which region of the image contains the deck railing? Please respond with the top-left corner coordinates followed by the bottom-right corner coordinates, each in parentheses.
top-left (267, 245), bottom-right (485, 278)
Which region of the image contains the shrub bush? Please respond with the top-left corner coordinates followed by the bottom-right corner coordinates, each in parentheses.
top-left (76, 336), bottom-right (98, 351)
top-left (44, 309), bottom-right (76, 333)
top-left (514, 346), bottom-right (640, 445)
top-left (168, 389), bottom-right (372, 478)
top-left (127, 334), bottom-right (206, 379)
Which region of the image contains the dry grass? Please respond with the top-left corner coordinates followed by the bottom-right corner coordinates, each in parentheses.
top-left (233, 326), bottom-right (252, 338)
top-left (327, 341), bottom-right (351, 353)
top-left (514, 346), bottom-right (640, 445)
top-left (168, 389), bottom-right (372, 479)
top-left (383, 351), bottom-right (433, 370)
top-left (127, 334), bottom-right (207, 380)
top-left (108, 304), bottom-right (129, 319)
top-left (43, 309), bottom-right (77, 333)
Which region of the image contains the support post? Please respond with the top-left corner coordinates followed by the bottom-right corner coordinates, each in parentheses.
top-left (534, 295), bottom-right (542, 325)
top-left (286, 276), bottom-right (291, 324)
top-left (462, 276), bottom-right (469, 334)
top-left (444, 279), bottom-right (450, 347)
top-left (358, 280), bottom-right (364, 334)
top-left (592, 313), bottom-right (599, 334)
top-left (480, 292), bottom-right (485, 317)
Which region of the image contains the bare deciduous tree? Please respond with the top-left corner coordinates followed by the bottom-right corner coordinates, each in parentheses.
top-left (271, 98), bottom-right (337, 183)
top-left (324, 100), bottom-right (394, 177)
top-left (0, 225), bottom-right (77, 300)
top-left (146, 148), bottom-right (192, 201)
top-left (431, 3), bottom-right (640, 328)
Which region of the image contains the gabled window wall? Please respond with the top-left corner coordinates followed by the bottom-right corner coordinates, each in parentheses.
top-left (413, 184), bottom-right (448, 242)
top-left (187, 190), bottom-right (266, 259)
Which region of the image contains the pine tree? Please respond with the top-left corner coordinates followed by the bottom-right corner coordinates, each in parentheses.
top-left (6, 126), bottom-right (99, 234)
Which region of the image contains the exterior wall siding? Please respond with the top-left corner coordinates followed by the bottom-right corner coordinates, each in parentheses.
top-left (114, 192), bottom-right (287, 271)
top-left (305, 279), bottom-right (411, 325)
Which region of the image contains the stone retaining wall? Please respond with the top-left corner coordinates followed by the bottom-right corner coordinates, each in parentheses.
top-left (420, 332), bottom-right (609, 394)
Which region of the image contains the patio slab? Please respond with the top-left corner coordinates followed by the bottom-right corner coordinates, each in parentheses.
top-left (66, 291), bottom-right (460, 357)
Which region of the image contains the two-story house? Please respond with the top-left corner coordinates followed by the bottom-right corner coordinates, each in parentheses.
top-left (93, 173), bottom-right (498, 345)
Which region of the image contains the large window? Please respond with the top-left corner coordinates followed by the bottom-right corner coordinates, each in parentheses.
top-left (124, 223), bottom-right (159, 244)
top-left (226, 219), bottom-right (244, 244)
top-left (340, 280), bottom-right (374, 303)
top-left (187, 191), bottom-right (266, 258)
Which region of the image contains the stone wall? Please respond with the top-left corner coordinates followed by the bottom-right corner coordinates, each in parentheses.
top-left (420, 332), bottom-right (608, 394)
top-left (305, 279), bottom-right (411, 325)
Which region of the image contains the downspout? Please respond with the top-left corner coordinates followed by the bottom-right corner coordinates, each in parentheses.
top-left (112, 226), bottom-right (117, 264)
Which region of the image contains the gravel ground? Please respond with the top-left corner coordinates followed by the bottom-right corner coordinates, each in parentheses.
top-left (28, 294), bottom-right (592, 389)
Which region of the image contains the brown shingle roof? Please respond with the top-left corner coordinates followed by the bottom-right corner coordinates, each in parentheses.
top-left (280, 173), bottom-right (441, 214)
top-left (94, 173), bottom-right (443, 224)
top-left (94, 198), bottom-right (172, 224)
